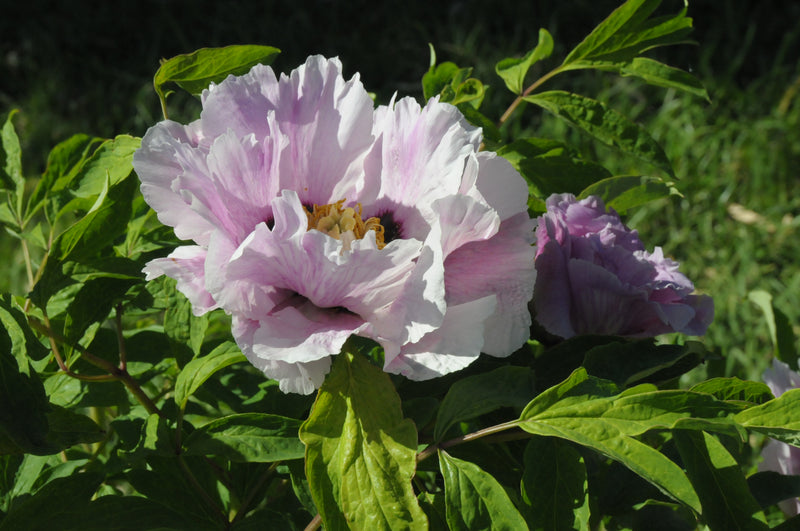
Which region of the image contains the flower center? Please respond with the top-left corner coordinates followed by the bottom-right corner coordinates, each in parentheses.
top-left (305, 199), bottom-right (386, 250)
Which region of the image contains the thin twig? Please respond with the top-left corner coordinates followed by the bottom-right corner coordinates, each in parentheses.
top-left (304, 514), bottom-right (322, 531)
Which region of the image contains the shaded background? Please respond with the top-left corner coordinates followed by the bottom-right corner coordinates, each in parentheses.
top-left (2, 0), bottom-right (800, 381)
top-left (2, 0), bottom-right (798, 162)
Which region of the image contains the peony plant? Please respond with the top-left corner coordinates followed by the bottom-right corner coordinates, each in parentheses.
top-left (3, 1), bottom-right (800, 530)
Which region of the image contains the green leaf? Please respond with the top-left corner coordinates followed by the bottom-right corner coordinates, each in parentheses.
top-left (434, 365), bottom-right (535, 441)
top-left (0, 110), bottom-right (23, 193)
top-left (521, 437), bottom-right (589, 531)
top-left (749, 290), bottom-right (798, 370)
top-left (183, 413), bottom-right (304, 462)
top-left (690, 378), bottom-right (773, 405)
top-left (621, 58), bottom-right (709, 100)
top-left (562, 0), bottom-right (692, 67)
top-left (43, 405), bottom-right (105, 450)
top-left (174, 341), bottom-right (246, 410)
top-left (0, 342), bottom-right (50, 455)
top-left (523, 91), bottom-right (675, 178)
top-left (62, 277), bottom-right (137, 344)
top-left (581, 339), bottom-right (704, 388)
top-left (516, 369), bottom-right (750, 512)
top-left (747, 471), bottom-right (800, 510)
top-left (66, 495), bottom-right (196, 531)
top-left (0, 472), bottom-right (103, 531)
top-left (52, 135), bottom-right (139, 201)
top-left (578, 174), bottom-right (678, 213)
top-left (439, 450), bottom-right (529, 531)
top-left (0, 295), bottom-right (48, 368)
top-left (422, 61), bottom-right (460, 101)
top-left (734, 388), bottom-right (800, 446)
top-left (154, 45), bottom-right (280, 109)
top-left (673, 430), bottom-right (768, 529)
top-left (496, 28), bottom-right (554, 95)
top-left (497, 137), bottom-right (611, 208)
top-left (163, 280), bottom-right (209, 358)
top-left (299, 350), bottom-right (427, 531)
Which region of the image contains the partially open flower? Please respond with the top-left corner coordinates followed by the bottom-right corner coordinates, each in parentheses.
top-left (760, 358), bottom-right (800, 516)
top-left (134, 56), bottom-right (536, 394)
top-left (533, 193), bottom-right (713, 339)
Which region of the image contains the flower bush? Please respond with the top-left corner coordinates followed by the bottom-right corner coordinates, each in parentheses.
top-left (134, 55), bottom-right (535, 394)
top-left (533, 193), bottom-right (714, 338)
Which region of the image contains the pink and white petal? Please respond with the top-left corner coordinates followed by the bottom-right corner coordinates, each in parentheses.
top-left (200, 63), bottom-right (280, 141)
top-left (143, 246), bottom-right (218, 315)
top-left (250, 302), bottom-right (365, 364)
top-left (472, 152), bottom-right (530, 220)
top-left (135, 123), bottom-right (217, 245)
top-left (370, 97), bottom-right (482, 211)
top-left (272, 56), bottom-right (376, 205)
top-left (444, 213), bottom-right (536, 355)
top-left (232, 316), bottom-right (333, 395)
top-left (383, 295), bottom-right (497, 381)
top-left (433, 194), bottom-right (499, 258)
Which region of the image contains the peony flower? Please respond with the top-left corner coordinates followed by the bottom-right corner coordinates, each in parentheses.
top-left (532, 193), bottom-right (713, 338)
top-left (760, 358), bottom-right (800, 516)
top-left (133, 55), bottom-right (536, 394)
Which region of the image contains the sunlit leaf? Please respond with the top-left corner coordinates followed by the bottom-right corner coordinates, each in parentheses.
top-left (439, 450), bottom-right (529, 531)
top-left (690, 378), bottom-right (773, 405)
top-left (524, 91), bottom-right (675, 178)
top-left (0, 109), bottom-right (23, 193)
top-left (734, 388), bottom-right (800, 446)
top-left (299, 350), bottom-right (427, 531)
top-left (562, 0), bottom-right (692, 67)
top-left (154, 45), bottom-right (280, 111)
top-left (174, 341), bottom-right (246, 410)
top-left (496, 28), bottom-right (554, 95)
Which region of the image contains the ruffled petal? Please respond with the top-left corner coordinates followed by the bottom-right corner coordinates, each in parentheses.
top-left (143, 246), bottom-right (218, 315)
top-left (445, 213), bottom-right (536, 355)
top-left (384, 295), bottom-right (497, 380)
top-left (232, 316), bottom-right (333, 395)
top-left (369, 97), bottom-right (481, 219)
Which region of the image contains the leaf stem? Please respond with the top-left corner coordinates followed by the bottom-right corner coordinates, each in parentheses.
top-left (27, 315), bottom-right (163, 417)
top-left (497, 67), bottom-right (563, 126)
top-left (177, 454), bottom-right (228, 526)
top-left (416, 419), bottom-right (522, 463)
top-left (304, 514), bottom-right (322, 531)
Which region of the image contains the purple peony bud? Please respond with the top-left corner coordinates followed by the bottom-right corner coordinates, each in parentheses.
top-left (760, 358), bottom-right (800, 516)
top-left (533, 193), bottom-right (713, 338)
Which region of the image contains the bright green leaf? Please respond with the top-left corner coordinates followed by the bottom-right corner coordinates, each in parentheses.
top-left (521, 437), bottom-right (589, 531)
top-left (621, 58), bottom-right (709, 100)
top-left (690, 378), bottom-right (774, 405)
top-left (439, 450), bottom-right (529, 531)
top-left (562, 0), bottom-right (692, 67)
top-left (673, 430), bottom-right (768, 529)
top-left (299, 350), bottom-right (427, 531)
top-left (0, 109), bottom-right (23, 193)
top-left (54, 135), bottom-right (140, 202)
top-left (174, 341), bottom-right (245, 410)
top-left (183, 413), bottom-right (304, 462)
top-left (154, 45), bottom-right (280, 111)
top-left (734, 388), bottom-right (800, 446)
top-left (578, 174), bottom-right (678, 213)
top-left (434, 365), bottom-right (535, 441)
top-left (524, 91), bottom-right (675, 178)
top-left (496, 28), bottom-right (554, 95)
top-left (515, 369), bottom-right (753, 512)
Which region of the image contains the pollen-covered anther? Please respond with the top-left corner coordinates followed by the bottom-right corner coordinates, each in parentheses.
top-left (305, 199), bottom-right (386, 250)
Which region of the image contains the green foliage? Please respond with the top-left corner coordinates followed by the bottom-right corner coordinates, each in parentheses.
top-left (154, 45), bottom-right (281, 117)
top-left (2, 2), bottom-right (799, 529)
top-left (299, 351), bottom-right (427, 530)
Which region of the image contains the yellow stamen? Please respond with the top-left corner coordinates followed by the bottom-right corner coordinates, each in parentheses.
top-left (305, 199), bottom-right (386, 250)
